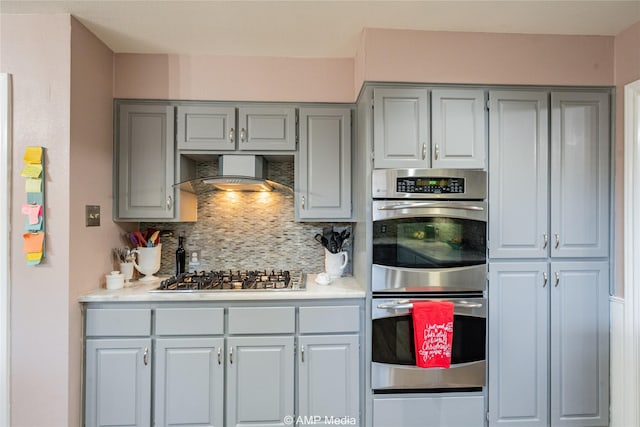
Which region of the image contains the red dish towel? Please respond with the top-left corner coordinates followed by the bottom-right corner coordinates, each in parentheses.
top-left (412, 301), bottom-right (455, 368)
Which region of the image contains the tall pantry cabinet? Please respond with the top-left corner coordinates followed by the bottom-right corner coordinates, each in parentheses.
top-left (488, 91), bottom-right (610, 427)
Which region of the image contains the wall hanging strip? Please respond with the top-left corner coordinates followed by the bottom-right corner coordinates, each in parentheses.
top-left (20, 146), bottom-right (45, 265)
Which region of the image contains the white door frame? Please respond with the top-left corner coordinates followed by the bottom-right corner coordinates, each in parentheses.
top-left (623, 79), bottom-right (640, 427)
top-left (0, 73), bottom-right (12, 427)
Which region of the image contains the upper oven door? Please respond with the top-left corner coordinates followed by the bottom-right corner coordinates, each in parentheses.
top-left (372, 200), bottom-right (487, 269)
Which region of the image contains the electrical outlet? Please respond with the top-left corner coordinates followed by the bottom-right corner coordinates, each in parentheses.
top-left (85, 205), bottom-right (100, 227)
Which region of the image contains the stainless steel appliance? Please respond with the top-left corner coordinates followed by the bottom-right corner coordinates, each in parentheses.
top-left (370, 168), bottom-right (487, 392)
top-left (150, 270), bottom-right (304, 292)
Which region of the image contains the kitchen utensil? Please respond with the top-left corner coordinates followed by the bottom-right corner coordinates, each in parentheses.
top-left (314, 233), bottom-right (329, 249)
top-left (149, 230), bottom-right (160, 246)
top-left (129, 232), bottom-right (138, 247)
top-left (134, 230), bottom-right (147, 247)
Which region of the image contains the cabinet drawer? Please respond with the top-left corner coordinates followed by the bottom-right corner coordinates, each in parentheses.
top-left (228, 306), bottom-right (294, 334)
top-left (373, 394), bottom-right (484, 427)
top-left (155, 308), bottom-right (223, 335)
top-left (299, 305), bottom-right (360, 333)
top-left (86, 308), bottom-right (151, 337)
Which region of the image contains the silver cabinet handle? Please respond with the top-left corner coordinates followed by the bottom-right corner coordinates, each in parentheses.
top-left (554, 234), bottom-right (560, 249)
top-left (229, 128), bottom-right (235, 143)
top-left (217, 348), bottom-right (222, 365)
top-left (301, 195), bottom-right (305, 210)
top-left (377, 300), bottom-right (482, 310)
top-left (166, 195), bottom-right (173, 210)
top-left (422, 143), bottom-right (427, 160)
top-left (543, 233), bottom-right (548, 249)
top-left (240, 128), bottom-right (246, 143)
top-left (229, 347), bottom-right (233, 364)
top-left (301, 344), bottom-right (305, 363)
top-left (434, 143), bottom-right (440, 160)
top-left (555, 272), bottom-right (560, 287)
top-left (143, 347), bottom-right (149, 366)
top-left (543, 272), bottom-right (548, 287)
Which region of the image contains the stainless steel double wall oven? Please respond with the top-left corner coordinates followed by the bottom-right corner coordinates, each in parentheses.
top-left (371, 169), bottom-right (488, 392)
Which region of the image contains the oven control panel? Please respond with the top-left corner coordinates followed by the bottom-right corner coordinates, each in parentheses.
top-left (396, 177), bottom-right (465, 194)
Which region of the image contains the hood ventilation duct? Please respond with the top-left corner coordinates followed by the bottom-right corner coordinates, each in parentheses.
top-left (178, 155), bottom-right (292, 193)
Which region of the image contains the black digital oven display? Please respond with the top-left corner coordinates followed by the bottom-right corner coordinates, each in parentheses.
top-left (396, 177), bottom-right (465, 194)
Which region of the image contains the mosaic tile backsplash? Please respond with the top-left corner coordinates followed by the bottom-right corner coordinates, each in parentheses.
top-left (143, 157), bottom-right (352, 276)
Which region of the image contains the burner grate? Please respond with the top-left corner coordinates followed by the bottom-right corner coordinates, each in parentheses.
top-left (152, 270), bottom-right (304, 292)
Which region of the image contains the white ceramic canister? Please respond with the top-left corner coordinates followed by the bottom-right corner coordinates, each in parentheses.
top-left (106, 271), bottom-right (124, 289)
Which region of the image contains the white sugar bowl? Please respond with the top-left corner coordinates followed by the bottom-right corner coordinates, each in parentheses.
top-left (106, 271), bottom-right (124, 290)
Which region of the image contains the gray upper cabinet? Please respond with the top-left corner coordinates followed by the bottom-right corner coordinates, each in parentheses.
top-left (177, 105), bottom-right (296, 152)
top-left (226, 336), bottom-right (294, 427)
top-left (176, 105), bottom-right (236, 151)
top-left (238, 106), bottom-right (297, 150)
top-left (297, 107), bottom-right (351, 221)
top-left (489, 91), bottom-right (549, 259)
top-left (373, 87), bottom-right (429, 169)
top-left (431, 89), bottom-right (486, 169)
top-left (116, 103), bottom-right (176, 220)
top-left (154, 337), bottom-right (224, 427)
top-left (488, 91), bottom-right (610, 259)
top-left (550, 92), bottom-right (610, 258)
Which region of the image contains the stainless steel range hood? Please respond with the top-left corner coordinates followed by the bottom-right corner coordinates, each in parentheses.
top-left (181, 155), bottom-right (292, 193)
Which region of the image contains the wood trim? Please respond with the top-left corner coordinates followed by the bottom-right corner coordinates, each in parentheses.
top-left (622, 79), bottom-right (640, 427)
top-left (0, 73), bottom-right (12, 427)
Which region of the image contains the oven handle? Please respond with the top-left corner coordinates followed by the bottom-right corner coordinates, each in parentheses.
top-left (377, 300), bottom-right (483, 310)
top-left (377, 202), bottom-right (484, 211)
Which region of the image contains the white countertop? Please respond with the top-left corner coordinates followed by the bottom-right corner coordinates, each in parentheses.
top-left (78, 274), bottom-right (365, 303)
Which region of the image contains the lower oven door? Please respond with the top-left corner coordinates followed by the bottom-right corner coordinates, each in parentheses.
top-left (371, 297), bottom-right (486, 391)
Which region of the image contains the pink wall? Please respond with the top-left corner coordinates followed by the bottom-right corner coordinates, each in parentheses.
top-left (68, 17), bottom-right (118, 425)
top-left (114, 54), bottom-right (354, 102)
top-left (614, 21), bottom-right (640, 296)
top-left (359, 28), bottom-right (615, 87)
top-left (0, 14), bottom-right (72, 426)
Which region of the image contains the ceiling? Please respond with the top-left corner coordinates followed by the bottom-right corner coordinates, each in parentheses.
top-left (1, 0), bottom-right (639, 58)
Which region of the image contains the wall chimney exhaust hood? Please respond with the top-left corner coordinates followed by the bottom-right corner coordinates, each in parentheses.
top-left (182, 155), bottom-right (292, 193)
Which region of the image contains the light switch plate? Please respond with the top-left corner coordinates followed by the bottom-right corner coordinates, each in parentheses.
top-left (86, 205), bottom-right (100, 227)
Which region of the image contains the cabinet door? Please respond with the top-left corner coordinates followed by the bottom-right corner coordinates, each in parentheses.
top-left (226, 336), bottom-right (294, 427)
top-left (85, 339), bottom-right (151, 427)
top-left (298, 335), bottom-right (359, 425)
top-left (117, 104), bottom-right (175, 220)
top-left (550, 92), bottom-right (610, 258)
top-left (550, 262), bottom-right (609, 427)
top-left (176, 105), bottom-right (236, 151)
top-left (154, 338), bottom-right (224, 427)
top-left (431, 89), bottom-right (486, 169)
top-left (238, 106), bottom-right (296, 150)
top-left (488, 91), bottom-right (549, 259)
top-left (373, 87), bottom-right (429, 169)
top-left (297, 107), bottom-right (351, 220)
top-left (488, 263), bottom-right (549, 427)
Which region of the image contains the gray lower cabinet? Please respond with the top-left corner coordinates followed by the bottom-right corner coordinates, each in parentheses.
top-left (297, 107), bottom-right (351, 221)
top-left (489, 262), bottom-right (609, 427)
top-left (297, 304), bottom-right (361, 425)
top-left (85, 339), bottom-right (151, 427)
top-left (154, 338), bottom-right (224, 427)
top-left (84, 308), bottom-right (152, 427)
top-left (226, 336), bottom-right (295, 427)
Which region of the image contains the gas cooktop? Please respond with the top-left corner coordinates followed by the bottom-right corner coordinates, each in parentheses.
top-left (150, 270), bottom-right (304, 292)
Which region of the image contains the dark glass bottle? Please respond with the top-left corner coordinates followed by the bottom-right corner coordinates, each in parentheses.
top-left (176, 236), bottom-right (186, 274)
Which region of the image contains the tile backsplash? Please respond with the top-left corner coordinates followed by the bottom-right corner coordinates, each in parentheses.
top-left (144, 157), bottom-right (352, 276)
